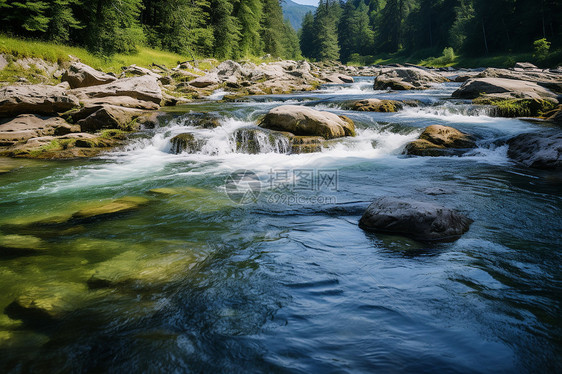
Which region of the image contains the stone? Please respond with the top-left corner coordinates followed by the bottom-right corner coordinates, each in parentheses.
top-left (4, 282), bottom-right (88, 322)
top-left (75, 105), bottom-right (146, 132)
top-left (81, 96), bottom-right (160, 110)
top-left (259, 105), bottom-right (355, 139)
top-left (453, 78), bottom-right (557, 100)
top-left (62, 62), bottom-right (117, 88)
top-left (70, 75), bottom-right (163, 105)
top-left (87, 251), bottom-right (195, 289)
top-left (71, 196), bottom-right (150, 221)
top-left (0, 85), bottom-right (80, 117)
top-left (351, 99), bottom-right (402, 112)
top-left (0, 234), bottom-right (46, 256)
top-left (233, 127), bottom-right (292, 154)
top-left (0, 115), bottom-right (79, 146)
top-left (403, 125), bottom-right (476, 156)
top-left (122, 64), bottom-right (162, 79)
top-left (514, 62), bottom-right (538, 70)
top-left (170, 133), bottom-right (205, 154)
top-left (324, 74), bottom-right (354, 84)
top-left (507, 132), bottom-right (562, 169)
top-left (374, 67), bottom-right (448, 90)
top-left (359, 197), bottom-right (473, 242)
top-left (189, 74), bottom-right (220, 88)
top-left (148, 188), bottom-right (182, 196)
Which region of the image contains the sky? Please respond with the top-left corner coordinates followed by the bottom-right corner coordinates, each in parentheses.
top-left (291, 0), bottom-right (319, 6)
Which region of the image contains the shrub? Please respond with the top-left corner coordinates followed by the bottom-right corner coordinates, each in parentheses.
top-left (533, 38), bottom-right (551, 60)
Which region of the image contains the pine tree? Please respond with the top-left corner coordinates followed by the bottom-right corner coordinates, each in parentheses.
top-left (339, 1), bottom-right (374, 62)
top-left (210, 0), bottom-right (240, 59)
top-left (299, 11), bottom-right (316, 59)
top-left (281, 20), bottom-right (302, 60)
top-left (47, 0), bottom-right (83, 43)
top-left (235, 0), bottom-right (263, 57)
top-left (315, 0), bottom-right (341, 61)
top-left (261, 0), bottom-right (286, 57)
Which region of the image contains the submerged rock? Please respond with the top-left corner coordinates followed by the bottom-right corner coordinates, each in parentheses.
top-left (148, 188), bottom-right (183, 195)
top-left (404, 125), bottom-right (476, 156)
top-left (359, 197), bottom-right (473, 242)
top-left (259, 105), bottom-right (355, 139)
top-left (62, 62), bottom-right (117, 89)
top-left (72, 196), bottom-right (149, 221)
top-left (507, 132), bottom-right (562, 170)
top-left (0, 85), bottom-right (80, 117)
top-left (87, 251), bottom-right (195, 289)
top-left (473, 97), bottom-right (557, 118)
top-left (233, 127), bottom-right (292, 154)
top-left (350, 99), bottom-right (402, 112)
top-left (0, 234), bottom-right (46, 256)
top-left (5, 282), bottom-right (87, 322)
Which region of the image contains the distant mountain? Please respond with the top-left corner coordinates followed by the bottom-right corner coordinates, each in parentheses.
top-left (282, 0), bottom-right (316, 31)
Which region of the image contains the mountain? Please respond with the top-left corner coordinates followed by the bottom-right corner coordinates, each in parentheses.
top-left (282, 0), bottom-right (316, 31)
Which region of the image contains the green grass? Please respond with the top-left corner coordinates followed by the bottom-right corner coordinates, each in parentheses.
top-left (0, 35), bottom-right (193, 73)
top-left (348, 49), bottom-right (562, 69)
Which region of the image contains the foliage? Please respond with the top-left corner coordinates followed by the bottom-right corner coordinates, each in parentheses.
top-left (533, 38), bottom-right (551, 60)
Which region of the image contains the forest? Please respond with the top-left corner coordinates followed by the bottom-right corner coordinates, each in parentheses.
top-left (0, 0), bottom-right (561, 65)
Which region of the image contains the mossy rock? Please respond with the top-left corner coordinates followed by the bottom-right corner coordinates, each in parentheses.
top-left (0, 234), bottom-right (46, 257)
top-left (4, 282), bottom-right (88, 323)
top-left (291, 136), bottom-right (324, 154)
top-left (170, 133), bottom-right (205, 154)
top-left (148, 187), bottom-right (183, 196)
top-left (87, 251), bottom-right (196, 290)
top-left (351, 99), bottom-right (403, 112)
top-left (473, 97), bottom-right (557, 117)
top-left (72, 197), bottom-right (150, 221)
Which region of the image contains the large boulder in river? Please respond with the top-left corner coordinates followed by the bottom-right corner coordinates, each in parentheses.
top-left (404, 125), bottom-right (476, 156)
top-left (62, 62), bottom-right (117, 89)
top-left (452, 78), bottom-right (557, 100)
top-left (0, 115), bottom-right (79, 146)
top-left (359, 197), bottom-right (473, 242)
top-left (507, 132), bottom-right (562, 170)
top-left (0, 85), bottom-right (80, 117)
top-left (374, 67), bottom-right (448, 90)
top-left (259, 105), bottom-right (355, 139)
top-left (70, 76), bottom-right (162, 105)
top-left (170, 133), bottom-right (205, 154)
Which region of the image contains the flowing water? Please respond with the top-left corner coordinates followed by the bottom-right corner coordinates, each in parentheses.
top-left (0, 78), bottom-right (561, 373)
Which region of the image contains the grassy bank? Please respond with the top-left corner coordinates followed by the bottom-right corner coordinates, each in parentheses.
top-left (348, 49), bottom-right (562, 69)
top-left (0, 35), bottom-right (192, 73)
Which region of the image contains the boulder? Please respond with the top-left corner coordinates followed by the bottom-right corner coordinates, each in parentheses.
top-left (259, 105), bottom-right (355, 139)
top-left (0, 115), bottom-right (79, 146)
top-left (62, 62), bottom-right (117, 89)
top-left (359, 197), bottom-right (473, 242)
top-left (351, 99), bottom-right (402, 112)
top-left (81, 96), bottom-right (160, 110)
top-left (403, 125), bottom-right (476, 156)
top-left (374, 67), bottom-right (448, 90)
top-left (70, 76), bottom-right (163, 105)
top-left (189, 74), bottom-right (220, 88)
top-left (514, 62), bottom-right (538, 70)
top-left (233, 127), bottom-right (292, 154)
top-left (324, 74), bottom-right (354, 84)
top-left (74, 105), bottom-right (146, 132)
top-left (0, 85), bottom-right (80, 117)
top-left (507, 132), bottom-right (562, 169)
top-left (291, 136), bottom-right (324, 154)
top-left (452, 78), bottom-right (557, 100)
top-left (170, 133), bottom-right (205, 154)
top-left (122, 64), bottom-right (162, 79)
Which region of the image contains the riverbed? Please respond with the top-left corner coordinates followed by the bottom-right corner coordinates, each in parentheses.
top-left (0, 78), bottom-right (560, 372)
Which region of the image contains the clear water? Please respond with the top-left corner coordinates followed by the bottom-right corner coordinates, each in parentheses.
top-left (0, 78), bottom-right (560, 373)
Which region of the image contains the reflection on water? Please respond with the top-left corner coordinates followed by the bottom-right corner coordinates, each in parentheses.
top-left (0, 80), bottom-right (560, 373)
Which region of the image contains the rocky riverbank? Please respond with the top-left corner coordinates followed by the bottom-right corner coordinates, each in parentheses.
top-left (0, 55), bottom-right (561, 168)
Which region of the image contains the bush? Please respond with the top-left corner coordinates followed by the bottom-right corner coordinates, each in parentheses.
top-left (533, 38), bottom-right (551, 60)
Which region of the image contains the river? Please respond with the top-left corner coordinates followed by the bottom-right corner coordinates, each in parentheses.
top-left (0, 78), bottom-right (560, 373)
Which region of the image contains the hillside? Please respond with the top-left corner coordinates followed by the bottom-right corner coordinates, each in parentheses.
top-left (282, 0), bottom-right (316, 30)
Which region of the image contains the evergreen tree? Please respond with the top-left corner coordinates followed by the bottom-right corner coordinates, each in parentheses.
top-left (299, 11), bottom-right (316, 58)
top-left (261, 0), bottom-right (286, 57)
top-left (314, 0), bottom-right (341, 61)
top-left (47, 0), bottom-right (82, 43)
top-left (211, 0), bottom-right (240, 59)
top-left (235, 0), bottom-right (263, 57)
top-left (339, 1), bottom-right (374, 62)
top-left (281, 20), bottom-right (302, 60)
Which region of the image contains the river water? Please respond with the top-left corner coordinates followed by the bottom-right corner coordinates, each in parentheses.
top-left (0, 78), bottom-right (560, 373)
